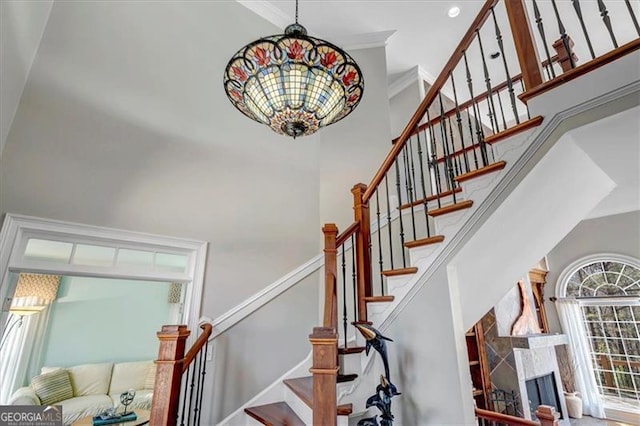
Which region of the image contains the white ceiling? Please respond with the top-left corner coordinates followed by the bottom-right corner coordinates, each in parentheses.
top-left (239, 0), bottom-right (484, 82)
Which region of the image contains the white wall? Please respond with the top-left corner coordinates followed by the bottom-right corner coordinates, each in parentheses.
top-left (544, 210), bottom-right (640, 333)
top-left (0, 2), bottom-right (323, 421)
top-left (0, 0), bottom-right (52, 155)
top-left (319, 46), bottom-right (393, 231)
top-left (42, 277), bottom-right (173, 367)
top-left (389, 79), bottom-right (423, 138)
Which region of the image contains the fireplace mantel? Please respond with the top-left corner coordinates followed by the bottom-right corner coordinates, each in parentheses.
top-left (511, 333), bottom-right (568, 349)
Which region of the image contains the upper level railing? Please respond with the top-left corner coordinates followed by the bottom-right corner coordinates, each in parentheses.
top-left (150, 322), bottom-right (213, 426)
top-left (311, 0), bottom-right (640, 423)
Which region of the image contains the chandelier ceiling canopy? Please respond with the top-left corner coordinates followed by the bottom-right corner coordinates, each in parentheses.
top-left (223, 1), bottom-right (364, 139)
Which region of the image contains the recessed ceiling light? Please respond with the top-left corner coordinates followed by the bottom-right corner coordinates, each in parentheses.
top-left (448, 6), bottom-right (461, 18)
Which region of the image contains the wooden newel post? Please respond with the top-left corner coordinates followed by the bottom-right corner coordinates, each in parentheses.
top-left (309, 327), bottom-right (338, 426)
top-left (323, 223), bottom-right (339, 330)
top-left (150, 325), bottom-right (190, 426)
top-left (504, 0), bottom-right (543, 91)
top-left (535, 405), bottom-right (559, 426)
top-left (352, 183), bottom-right (372, 323)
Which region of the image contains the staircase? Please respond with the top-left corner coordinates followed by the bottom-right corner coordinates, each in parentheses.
top-left (217, 0), bottom-right (640, 424)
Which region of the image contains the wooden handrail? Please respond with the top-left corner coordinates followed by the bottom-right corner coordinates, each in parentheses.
top-left (336, 221), bottom-right (359, 247)
top-left (182, 322), bottom-right (213, 373)
top-left (475, 408), bottom-right (539, 425)
top-left (475, 406), bottom-right (559, 426)
top-left (363, 0), bottom-right (499, 203)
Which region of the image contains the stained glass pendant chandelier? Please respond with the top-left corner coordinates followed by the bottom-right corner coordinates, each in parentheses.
top-left (223, 0), bottom-right (364, 138)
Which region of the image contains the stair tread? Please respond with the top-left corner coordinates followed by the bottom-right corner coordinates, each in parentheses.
top-left (283, 377), bottom-right (353, 415)
top-left (364, 295), bottom-right (395, 303)
top-left (484, 116), bottom-right (543, 145)
top-left (399, 188), bottom-right (463, 210)
top-left (339, 346), bottom-right (366, 355)
top-left (428, 200), bottom-right (473, 217)
top-left (381, 267), bottom-right (418, 277)
top-left (244, 402), bottom-right (305, 426)
top-left (454, 161), bottom-right (506, 183)
top-left (337, 373), bottom-right (358, 383)
top-left (405, 235), bottom-right (445, 249)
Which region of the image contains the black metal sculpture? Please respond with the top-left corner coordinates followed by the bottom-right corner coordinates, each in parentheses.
top-left (355, 324), bottom-right (401, 426)
top-left (354, 323), bottom-right (393, 380)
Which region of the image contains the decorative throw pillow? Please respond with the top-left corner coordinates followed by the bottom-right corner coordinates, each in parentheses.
top-left (31, 369), bottom-right (73, 405)
top-left (144, 363), bottom-right (157, 390)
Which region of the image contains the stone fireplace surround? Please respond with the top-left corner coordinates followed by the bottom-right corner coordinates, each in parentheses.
top-left (482, 280), bottom-right (569, 420)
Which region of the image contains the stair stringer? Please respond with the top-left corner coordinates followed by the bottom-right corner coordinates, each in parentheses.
top-left (336, 79), bottom-right (640, 423)
top-left (218, 352), bottom-right (312, 425)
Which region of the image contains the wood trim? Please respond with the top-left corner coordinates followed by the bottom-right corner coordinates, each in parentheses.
top-left (381, 267), bottom-right (418, 277)
top-left (322, 224), bottom-right (339, 329)
top-left (404, 235), bottom-right (445, 249)
top-left (338, 346), bottom-right (365, 355)
top-left (399, 189), bottom-right (462, 210)
top-left (364, 295), bottom-right (395, 303)
top-left (428, 200), bottom-right (474, 217)
top-left (455, 161), bottom-right (506, 183)
top-left (520, 38), bottom-right (640, 102)
top-left (504, 0), bottom-right (543, 90)
top-left (352, 184), bottom-right (372, 322)
top-left (475, 408), bottom-right (539, 426)
top-left (182, 323), bottom-right (213, 373)
top-left (484, 116), bottom-right (544, 145)
top-left (336, 221), bottom-right (359, 247)
top-left (363, 0), bottom-right (499, 203)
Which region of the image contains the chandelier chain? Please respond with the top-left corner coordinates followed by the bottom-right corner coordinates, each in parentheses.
top-left (295, 0), bottom-right (299, 24)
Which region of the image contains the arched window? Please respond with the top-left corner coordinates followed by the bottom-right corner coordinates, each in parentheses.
top-left (556, 254), bottom-right (640, 419)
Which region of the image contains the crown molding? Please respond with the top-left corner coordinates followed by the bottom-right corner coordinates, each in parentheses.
top-left (331, 30), bottom-right (396, 51)
top-left (388, 65), bottom-right (436, 99)
top-left (236, 0), bottom-right (291, 30)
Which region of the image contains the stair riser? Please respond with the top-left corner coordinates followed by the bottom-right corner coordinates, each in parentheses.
top-left (284, 386), bottom-right (312, 425)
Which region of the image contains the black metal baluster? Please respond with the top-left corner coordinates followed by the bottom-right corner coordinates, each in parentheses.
top-left (491, 7), bottom-right (519, 126)
top-left (463, 50), bottom-right (489, 167)
top-left (572, 0), bottom-right (596, 59)
top-left (426, 109), bottom-right (443, 204)
top-left (415, 129), bottom-right (431, 237)
top-left (341, 243), bottom-right (348, 347)
top-left (394, 158), bottom-right (407, 268)
top-left (403, 142), bottom-right (417, 241)
top-left (351, 234), bottom-right (357, 320)
top-left (375, 190), bottom-right (384, 294)
top-left (597, 0), bottom-right (618, 48)
top-left (464, 105), bottom-right (480, 169)
top-left (495, 90), bottom-right (507, 131)
top-left (185, 363), bottom-right (196, 426)
top-left (476, 29), bottom-right (500, 133)
top-left (438, 92), bottom-right (457, 200)
top-left (384, 175), bottom-right (394, 270)
top-left (196, 340), bottom-right (208, 426)
top-left (450, 72), bottom-right (470, 173)
top-left (551, 0), bottom-right (577, 68)
top-left (532, 0), bottom-right (557, 79)
top-left (519, 79), bottom-right (531, 120)
top-left (625, 0), bottom-right (640, 36)
top-left (447, 116), bottom-right (462, 177)
top-left (192, 350), bottom-right (204, 425)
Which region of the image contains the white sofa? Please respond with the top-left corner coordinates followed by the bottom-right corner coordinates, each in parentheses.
top-left (9, 360), bottom-right (155, 425)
